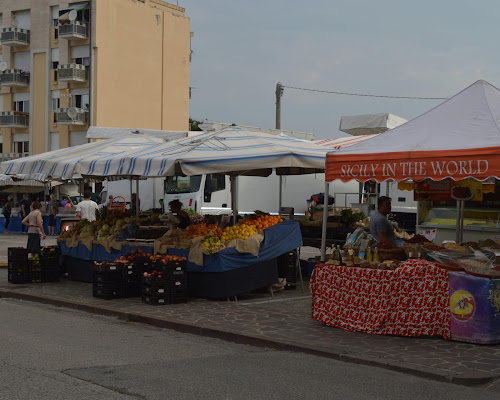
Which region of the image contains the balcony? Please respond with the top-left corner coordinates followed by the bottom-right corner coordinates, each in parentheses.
top-left (58, 64), bottom-right (88, 83)
top-left (1, 27), bottom-right (30, 46)
top-left (59, 22), bottom-right (88, 40)
top-left (0, 69), bottom-right (30, 87)
top-left (0, 152), bottom-right (29, 162)
top-left (56, 107), bottom-right (88, 125)
top-left (0, 111), bottom-right (29, 128)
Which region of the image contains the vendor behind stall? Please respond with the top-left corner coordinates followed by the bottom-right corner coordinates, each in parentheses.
top-left (370, 196), bottom-right (397, 246)
top-left (168, 199), bottom-right (191, 229)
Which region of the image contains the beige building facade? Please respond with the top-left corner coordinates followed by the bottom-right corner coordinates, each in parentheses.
top-left (0, 0), bottom-right (190, 158)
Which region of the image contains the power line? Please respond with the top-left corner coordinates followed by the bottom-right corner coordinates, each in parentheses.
top-left (281, 84), bottom-right (448, 100)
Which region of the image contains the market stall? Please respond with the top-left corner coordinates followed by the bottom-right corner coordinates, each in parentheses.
top-left (317, 79), bottom-right (500, 342)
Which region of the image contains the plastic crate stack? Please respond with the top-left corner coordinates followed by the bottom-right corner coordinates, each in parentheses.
top-left (8, 248), bottom-right (29, 284)
top-left (280, 250), bottom-right (298, 290)
top-left (40, 246), bottom-right (60, 282)
top-left (142, 259), bottom-right (188, 305)
top-left (93, 262), bottom-right (141, 300)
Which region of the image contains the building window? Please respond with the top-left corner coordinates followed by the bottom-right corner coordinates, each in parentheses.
top-left (52, 98), bottom-right (60, 111)
top-left (53, 19), bottom-right (59, 39)
top-left (13, 141), bottom-right (29, 153)
top-left (72, 57), bottom-right (90, 66)
top-left (52, 62), bottom-right (59, 81)
top-left (14, 100), bottom-right (29, 113)
top-left (71, 94), bottom-right (89, 109)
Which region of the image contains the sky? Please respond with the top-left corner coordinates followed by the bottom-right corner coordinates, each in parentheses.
top-left (180, 0), bottom-right (500, 140)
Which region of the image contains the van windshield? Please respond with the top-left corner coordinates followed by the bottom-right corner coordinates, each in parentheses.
top-left (166, 175), bottom-right (202, 194)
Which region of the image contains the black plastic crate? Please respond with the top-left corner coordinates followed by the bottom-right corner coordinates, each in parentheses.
top-left (8, 247), bottom-right (28, 259)
top-left (121, 282), bottom-right (141, 298)
top-left (41, 246), bottom-right (59, 261)
top-left (31, 271), bottom-right (43, 283)
top-left (8, 261), bottom-right (29, 273)
top-left (93, 282), bottom-right (122, 300)
top-left (142, 283), bottom-right (167, 295)
top-left (141, 293), bottom-right (170, 305)
top-left (93, 262), bottom-right (123, 283)
top-left (8, 270), bottom-right (29, 284)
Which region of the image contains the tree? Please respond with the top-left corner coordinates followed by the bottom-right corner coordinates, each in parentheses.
top-left (189, 118), bottom-right (203, 131)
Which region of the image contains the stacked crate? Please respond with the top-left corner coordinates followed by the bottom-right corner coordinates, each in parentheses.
top-left (278, 250), bottom-right (298, 290)
top-left (93, 262), bottom-right (141, 300)
top-left (141, 259), bottom-right (188, 305)
top-left (28, 258), bottom-right (43, 283)
top-left (40, 246), bottom-right (60, 282)
top-left (8, 248), bottom-right (29, 284)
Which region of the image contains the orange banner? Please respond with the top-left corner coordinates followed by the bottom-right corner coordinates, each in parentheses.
top-left (326, 147), bottom-right (500, 182)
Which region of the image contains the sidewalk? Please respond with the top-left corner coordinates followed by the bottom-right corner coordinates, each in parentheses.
top-left (1, 236), bottom-right (500, 388)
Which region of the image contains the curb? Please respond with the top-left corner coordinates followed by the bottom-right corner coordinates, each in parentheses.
top-left (0, 289), bottom-right (498, 387)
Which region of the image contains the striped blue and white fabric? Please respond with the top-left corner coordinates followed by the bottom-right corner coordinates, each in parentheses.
top-left (0, 134), bottom-right (166, 180)
top-left (75, 128), bottom-right (331, 178)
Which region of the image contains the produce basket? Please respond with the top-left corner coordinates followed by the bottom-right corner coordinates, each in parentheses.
top-left (373, 247), bottom-right (406, 262)
top-left (402, 243), bottom-right (423, 258)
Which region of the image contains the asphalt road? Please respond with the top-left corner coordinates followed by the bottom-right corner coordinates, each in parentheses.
top-left (1, 298), bottom-right (499, 400)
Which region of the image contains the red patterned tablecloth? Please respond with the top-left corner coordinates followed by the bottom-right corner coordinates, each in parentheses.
top-left (310, 259), bottom-right (451, 339)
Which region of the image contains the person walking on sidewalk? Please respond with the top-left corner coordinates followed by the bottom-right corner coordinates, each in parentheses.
top-left (3, 196), bottom-right (13, 233)
top-left (22, 201), bottom-right (46, 256)
top-left (47, 194), bottom-right (59, 236)
top-left (20, 194), bottom-right (30, 234)
top-left (76, 191), bottom-right (98, 221)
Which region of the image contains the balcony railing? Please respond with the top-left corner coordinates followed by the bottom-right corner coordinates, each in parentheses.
top-left (59, 22), bottom-right (88, 40)
top-left (0, 111), bottom-right (29, 128)
top-left (0, 69), bottom-right (30, 87)
top-left (1, 27), bottom-right (30, 46)
top-left (0, 152), bottom-right (29, 162)
top-left (58, 64), bottom-right (88, 83)
top-left (55, 108), bottom-right (88, 125)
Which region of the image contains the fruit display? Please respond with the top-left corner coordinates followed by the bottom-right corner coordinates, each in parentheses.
top-left (184, 223), bottom-right (222, 239)
top-left (220, 224), bottom-right (257, 242)
top-left (201, 233), bottom-right (222, 255)
top-left (114, 249), bottom-right (186, 265)
top-left (240, 214), bottom-right (283, 230)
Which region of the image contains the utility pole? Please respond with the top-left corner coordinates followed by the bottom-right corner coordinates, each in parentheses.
top-left (275, 82), bottom-right (283, 129)
top-left (276, 82), bottom-right (284, 216)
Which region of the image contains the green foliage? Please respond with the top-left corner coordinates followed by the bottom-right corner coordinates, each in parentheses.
top-left (189, 118), bottom-right (203, 131)
top-left (340, 208), bottom-right (365, 226)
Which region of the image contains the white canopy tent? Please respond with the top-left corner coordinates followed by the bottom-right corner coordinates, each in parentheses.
top-left (339, 113), bottom-right (407, 136)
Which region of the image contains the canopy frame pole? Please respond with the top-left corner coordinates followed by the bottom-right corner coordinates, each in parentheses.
top-left (455, 200), bottom-right (461, 243)
top-left (136, 178), bottom-right (140, 217)
top-left (278, 175), bottom-right (283, 215)
top-left (230, 175), bottom-right (237, 225)
top-left (320, 181), bottom-right (329, 262)
top-left (129, 179), bottom-right (133, 212)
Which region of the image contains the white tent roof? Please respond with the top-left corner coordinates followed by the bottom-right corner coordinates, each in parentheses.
top-left (326, 80), bottom-right (500, 182)
top-left (86, 126), bottom-right (190, 140)
top-left (339, 113), bottom-right (407, 136)
top-left (75, 127), bottom-right (330, 178)
top-left (0, 134), bottom-right (166, 180)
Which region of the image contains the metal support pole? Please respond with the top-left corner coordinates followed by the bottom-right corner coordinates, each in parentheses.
top-left (135, 178), bottom-right (140, 217)
top-left (455, 200), bottom-right (461, 243)
top-left (278, 175), bottom-right (283, 215)
top-left (320, 181), bottom-right (329, 262)
top-left (230, 175), bottom-right (237, 225)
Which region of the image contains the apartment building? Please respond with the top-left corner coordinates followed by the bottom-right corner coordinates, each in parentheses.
top-left (0, 0), bottom-right (190, 160)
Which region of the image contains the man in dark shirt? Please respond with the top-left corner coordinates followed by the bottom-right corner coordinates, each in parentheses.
top-left (20, 194), bottom-right (31, 234)
top-left (369, 196), bottom-right (397, 246)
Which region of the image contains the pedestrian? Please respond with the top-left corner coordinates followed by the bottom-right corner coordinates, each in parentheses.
top-left (369, 196), bottom-right (397, 246)
top-left (47, 194), bottom-right (58, 236)
top-left (20, 194), bottom-right (31, 234)
top-left (22, 201), bottom-right (46, 257)
top-left (168, 199), bottom-right (191, 229)
top-left (3, 196), bottom-right (13, 233)
top-left (76, 190), bottom-right (99, 221)
top-left (131, 193), bottom-right (140, 215)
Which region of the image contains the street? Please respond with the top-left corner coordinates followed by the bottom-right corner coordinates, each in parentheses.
top-left (1, 298), bottom-right (499, 400)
